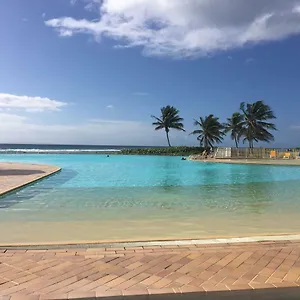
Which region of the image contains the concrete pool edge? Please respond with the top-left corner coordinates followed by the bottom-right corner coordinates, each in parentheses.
top-left (190, 158), bottom-right (300, 166)
top-left (1, 233), bottom-right (300, 250)
top-left (0, 162), bottom-right (62, 197)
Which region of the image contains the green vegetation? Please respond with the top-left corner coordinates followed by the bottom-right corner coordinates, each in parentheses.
top-left (224, 112), bottom-right (244, 148)
top-left (238, 101), bottom-right (277, 149)
top-left (120, 146), bottom-right (204, 156)
top-left (119, 101), bottom-right (278, 157)
top-left (190, 115), bottom-right (225, 150)
top-left (151, 105), bottom-right (185, 147)
top-left (151, 100), bottom-right (277, 150)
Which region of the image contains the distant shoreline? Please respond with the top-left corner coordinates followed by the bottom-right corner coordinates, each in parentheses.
top-left (0, 146), bottom-right (204, 156)
top-left (0, 143), bottom-right (167, 150)
top-left (0, 150), bottom-right (121, 154)
top-left (0, 145), bottom-right (299, 156)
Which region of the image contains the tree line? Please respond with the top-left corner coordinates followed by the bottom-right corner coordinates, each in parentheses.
top-left (151, 101), bottom-right (277, 149)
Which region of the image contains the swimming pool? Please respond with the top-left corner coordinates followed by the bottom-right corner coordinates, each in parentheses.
top-left (1, 154), bottom-right (300, 244)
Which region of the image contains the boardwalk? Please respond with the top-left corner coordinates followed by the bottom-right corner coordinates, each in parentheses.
top-left (1, 239), bottom-right (300, 299)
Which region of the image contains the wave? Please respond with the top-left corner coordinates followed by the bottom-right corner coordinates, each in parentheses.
top-left (0, 148), bottom-right (121, 154)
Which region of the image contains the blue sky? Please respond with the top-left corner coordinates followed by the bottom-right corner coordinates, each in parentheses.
top-left (1, 0), bottom-right (300, 147)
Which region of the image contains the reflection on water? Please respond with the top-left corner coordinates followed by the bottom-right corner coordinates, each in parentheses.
top-left (1, 179), bottom-right (300, 216)
top-left (0, 178), bottom-right (300, 243)
top-left (0, 169), bottom-right (78, 208)
top-left (1, 154), bottom-right (300, 243)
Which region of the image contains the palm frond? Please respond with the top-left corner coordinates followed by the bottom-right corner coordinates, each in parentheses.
top-left (191, 115), bottom-right (224, 149)
top-left (151, 106), bottom-right (185, 146)
top-left (238, 100), bottom-right (277, 147)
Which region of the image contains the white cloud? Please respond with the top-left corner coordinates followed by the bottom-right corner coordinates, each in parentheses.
top-left (291, 125), bottom-right (300, 130)
top-left (0, 93), bottom-right (67, 112)
top-left (106, 105), bottom-right (113, 109)
top-left (0, 113), bottom-right (28, 123)
top-left (42, 13), bottom-right (46, 18)
top-left (59, 29), bottom-right (74, 37)
top-left (22, 18), bottom-right (28, 22)
top-left (0, 114), bottom-right (188, 146)
top-left (45, 0), bottom-right (300, 58)
top-left (245, 57), bottom-right (256, 64)
top-left (82, 0), bottom-right (101, 11)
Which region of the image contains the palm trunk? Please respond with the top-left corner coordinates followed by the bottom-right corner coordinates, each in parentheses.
top-left (204, 137), bottom-right (209, 152)
top-left (234, 137), bottom-right (239, 148)
top-left (249, 140), bottom-right (254, 153)
top-left (166, 130), bottom-right (171, 147)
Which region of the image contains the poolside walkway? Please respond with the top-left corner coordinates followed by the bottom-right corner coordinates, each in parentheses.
top-left (1, 239), bottom-right (300, 299)
top-left (0, 163), bottom-right (61, 197)
top-left (190, 157), bottom-right (300, 166)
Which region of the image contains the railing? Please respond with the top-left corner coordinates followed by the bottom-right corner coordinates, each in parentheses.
top-left (231, 148), bottom-right (267, 159)
top-left (214, 147), bottom-right (231, 159)
top-left (189, 147), bottom-right (300, 160)
top-left (216, 147), bottom-right (300, 159)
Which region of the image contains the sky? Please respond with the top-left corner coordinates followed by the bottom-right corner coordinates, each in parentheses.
top-left (1, 0), bottom-right (300, 147)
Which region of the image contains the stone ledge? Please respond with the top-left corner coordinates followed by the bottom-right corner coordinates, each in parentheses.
top-left (0, 162), bottom-right (61, 197)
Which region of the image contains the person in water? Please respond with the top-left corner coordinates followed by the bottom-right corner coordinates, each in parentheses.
top-left (181, 157), bottom-right (186, 160)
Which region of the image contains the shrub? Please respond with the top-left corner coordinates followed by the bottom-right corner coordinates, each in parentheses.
top-left (119, 146), bottom-right (204, 156)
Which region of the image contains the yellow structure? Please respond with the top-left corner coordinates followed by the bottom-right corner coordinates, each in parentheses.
top-left (270, 150), bottom-right (276, 159)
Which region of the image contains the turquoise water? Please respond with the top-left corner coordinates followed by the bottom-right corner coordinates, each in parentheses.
top-left (1, 154), bottom-right (300, 244)
top-left (2, 154), bottom-right (300, 187)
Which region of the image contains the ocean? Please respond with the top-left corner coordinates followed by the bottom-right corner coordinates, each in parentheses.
top-left (0, 143), bottom-right (160, 154)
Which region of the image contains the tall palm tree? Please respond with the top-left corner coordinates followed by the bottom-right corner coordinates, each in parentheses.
top-left (190, 115), bottom-right (225, 150)
top-left (239, 101), bottom-right (277, 149)
top-left (151, 105), bottom-right (185, 147)
top-left (224, 112), bottom-right (244, 148)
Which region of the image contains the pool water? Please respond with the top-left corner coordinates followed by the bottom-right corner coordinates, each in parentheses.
top-left (1, 154), bottom-right (300, 244)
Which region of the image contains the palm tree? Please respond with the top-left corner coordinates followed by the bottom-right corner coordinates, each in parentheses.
top-left (190, 114), bottom-right (225, 150)
top-left (239, 101), bottom-right (277, 149)
top-left (151, 105), bottom-right (185, 147)
top-left (224, 112), bottom-right (244, 148)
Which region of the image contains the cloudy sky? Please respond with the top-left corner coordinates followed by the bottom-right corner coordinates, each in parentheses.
top-left (1, 0), bottom-right (300, 146)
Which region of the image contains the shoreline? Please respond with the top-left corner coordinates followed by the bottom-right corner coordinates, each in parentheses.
top-left (0, 146), bottom-right (204, 156)
top-left (0, 150), bottom-right (121, 154)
